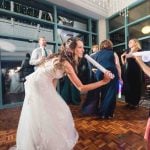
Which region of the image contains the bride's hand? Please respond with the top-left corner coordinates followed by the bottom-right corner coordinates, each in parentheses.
top-left (103, 71), bottom-right (112, 84)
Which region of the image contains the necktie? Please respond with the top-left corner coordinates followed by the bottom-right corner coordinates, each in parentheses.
top-left (44, 48), bottom-right (48, 57)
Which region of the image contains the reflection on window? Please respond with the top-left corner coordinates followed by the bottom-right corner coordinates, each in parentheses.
top-left (128, 1), bottom-right (150, 23)
top-left (13, 2), bottom-right (53, 22)
top-left (0, 14), bottom-right (11, 20)
top-left (141, 38), bottom-right (150, 51)
top-left (109, 15), bottom-right (124, 31)
top-left (58, 16), bottom-right (73, 27)
top-left (110, 29), bottom-right (125, 45)
top-left (92, 35), bottom-right (98, 45)
top-left (14, 18), bottom-right (38, 26)
top-left (57, 28), bottom-right (89, 46)
top-left (57, 9), bottom-right (87, 31)
top-left (0, 0), bottom-right (10, 10)
top-left (84, 48), bottom-right (90, 54)
top-left (57, 15), bottom-right (87, 31)
top-left (41, 11), bottom-right (53, 22)
top-left (92, 20), bottom-right (97, 33)
top-left (129, 20), bottom-right (150, 39)
top-left (1, 60), bottom-right (25, 104)
top-left (114, 45), bottom-right (125, 55)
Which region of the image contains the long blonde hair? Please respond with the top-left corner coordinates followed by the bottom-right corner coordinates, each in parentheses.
top-left (130, 38), bottom-right (141, 50)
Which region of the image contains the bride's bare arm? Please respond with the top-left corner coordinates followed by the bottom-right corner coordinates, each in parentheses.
top-left (135, 57), bottom-right (150, 77)
top-left (64, 61), bottom-right (111, 92)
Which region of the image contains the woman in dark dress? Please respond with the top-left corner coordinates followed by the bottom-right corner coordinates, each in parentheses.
top-left (121, 39), bottom-right (143, 108)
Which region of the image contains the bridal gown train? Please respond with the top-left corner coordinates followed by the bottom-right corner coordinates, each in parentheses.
top-left (14, 58), bottom-right (78, 150)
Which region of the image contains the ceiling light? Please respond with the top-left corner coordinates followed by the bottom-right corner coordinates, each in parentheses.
top-left (141, 26), bottom-right (150, 34)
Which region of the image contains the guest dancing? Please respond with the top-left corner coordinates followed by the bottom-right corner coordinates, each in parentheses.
top-left (10, 37), bottom-right (112, 150)
top-left (121, 38), bottom-right (143, 109)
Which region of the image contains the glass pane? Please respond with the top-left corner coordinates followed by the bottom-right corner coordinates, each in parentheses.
top-left (57, 28), bottom-right (89, 46)
top-left (109, 15), bottom-right (124, 31)
top-left (41, 11), bottom-right (53, 22)
top-left (0, 0), bottom-right (10, 10)
top-left (0, 39), bottom-right (35, 105)
top-left (1, 60), bottom-right (25, 104)
top-left (14, 17), bottom-right (38, 26)
top-left (128, 1), bottom-right (150, 23)
top-left (92, 20), bottom-right (97, 33)
top-left (0, 38), bottom-right (54, 105)
top-left (141, 38), bottom-right (150, 51)
top-left (0, 14), bottom-right (11, 20)
top-left (33, 8), bottom-right (39, 18)
top-left (57, 9), bottom-right (88, 31)
top-left (92, 35), bottom-right (98, 45)
top-left (84, 48), bottom-right (90, 54)
top-left (110, 29), bottom-right (125, 45)
top-left (128, 20), bottom-right (150, 39)
top-left (113, 45), bottom-right (125, 56)
top-left (13, 1), bottom-right (53, 21)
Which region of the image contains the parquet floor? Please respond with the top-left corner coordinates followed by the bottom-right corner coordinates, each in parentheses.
top-left (0, 100), bottom-right (149, 150)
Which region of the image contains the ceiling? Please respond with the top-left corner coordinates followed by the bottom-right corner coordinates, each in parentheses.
top-left (43, 0), bottom-right (138, 19)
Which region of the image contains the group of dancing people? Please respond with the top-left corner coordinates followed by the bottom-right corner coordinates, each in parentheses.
top-left (10, 37), bottom-right (150, 150)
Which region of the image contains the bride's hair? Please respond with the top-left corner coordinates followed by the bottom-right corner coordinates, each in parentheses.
top-left (47, 37), bottom-right (83, 72)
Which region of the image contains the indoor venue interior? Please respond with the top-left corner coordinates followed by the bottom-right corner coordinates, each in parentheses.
top-left (0, 0), bottom-right (150, 149)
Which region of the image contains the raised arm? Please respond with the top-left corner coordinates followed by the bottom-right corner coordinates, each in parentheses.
top-left (64, 61), bottom-right (111, 92)
top-left (135, 57), bottom-right (150, 77)
top-left (121, 52), bottom-right (127, 65)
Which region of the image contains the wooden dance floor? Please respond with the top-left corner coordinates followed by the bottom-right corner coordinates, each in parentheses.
top-left (0, 100), bottom-right (148, 150)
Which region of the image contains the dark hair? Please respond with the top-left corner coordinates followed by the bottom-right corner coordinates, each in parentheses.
top-left (26, 53), bottom-right (30, 58)
top-left (100, 39), bottom-right (113, 50)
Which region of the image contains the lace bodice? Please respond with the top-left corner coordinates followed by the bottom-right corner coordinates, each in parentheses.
top-left (43, 58), bottom-right (65, 79)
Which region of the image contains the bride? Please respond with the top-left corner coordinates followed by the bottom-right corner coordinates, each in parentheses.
top-left (10, 37), bottom-right (112, 150)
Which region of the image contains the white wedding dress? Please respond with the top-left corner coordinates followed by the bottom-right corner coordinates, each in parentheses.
top-left (13, 58), bottom-right (78, 150)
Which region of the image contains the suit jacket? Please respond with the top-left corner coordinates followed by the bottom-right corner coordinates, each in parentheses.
top-left (30, 47), bottom-right (52, 70)
top-left (91, 49), bottom-right (118, 81)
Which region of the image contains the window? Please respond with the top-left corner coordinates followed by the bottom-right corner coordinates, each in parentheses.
top-left (110, 29), bottom-right (125, 45)
top-left (109, 15), bottom-right (124, 31)
top-left (92, 20), bottom-right (97, 33)
top-left (57, 9), bottom-right (88, 31)
top-left (57, 28), bottom-right (89, 46)
top-left (0, 0), bottom-right (98, 107)
top-left (128, 1), bottom-right (150, 23)
top-left (92, 35), bottom-right (98, 45)
top-left (41, 11), bottom-right (53, 22)
top-left (141, 38), bottom-right (150, 51)
top-left (128, 20), bottom-right (150, 39)
top-left (1, 60), bottom-right (25, 104)
top-left (0, 0), bottom-right (10, 10)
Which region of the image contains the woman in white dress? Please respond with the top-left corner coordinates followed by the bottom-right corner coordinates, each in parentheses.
top-left (11, 37), bottom-right (112, 150)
